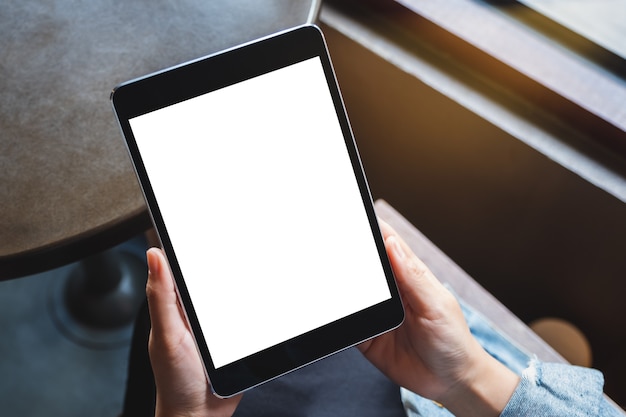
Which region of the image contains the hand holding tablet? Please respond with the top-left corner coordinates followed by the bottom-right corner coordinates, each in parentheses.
top-left (145, 247), bottom-right (243, 416)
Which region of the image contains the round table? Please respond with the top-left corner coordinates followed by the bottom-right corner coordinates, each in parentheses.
top-left (1, 0), bottom-right (320, 280)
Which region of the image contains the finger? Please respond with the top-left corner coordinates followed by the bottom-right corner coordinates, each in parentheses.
top-left (385, 233), bottom-right (433, 287)
top-left (377, 218), bottom-right (395, 239)
top-left (146, 247), bottom-right (186, 342)
top-left (378, 219), bottom-right (423, 266)
top-left (384, 234), bottom-right (447, 316)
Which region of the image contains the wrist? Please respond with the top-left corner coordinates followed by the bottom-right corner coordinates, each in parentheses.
top-left (155, 400), bottom-right (206, 417)
top-left (437, 347), bottom-right (520, 417)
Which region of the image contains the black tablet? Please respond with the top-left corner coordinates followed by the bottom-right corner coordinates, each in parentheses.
top-left (111, 25), bottom-right (404, 398)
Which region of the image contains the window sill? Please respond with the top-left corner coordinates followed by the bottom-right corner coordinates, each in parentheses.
top-left (320, 0), bottom-right (626, 202)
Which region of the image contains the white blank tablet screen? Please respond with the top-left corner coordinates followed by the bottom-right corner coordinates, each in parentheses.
top-left (129, 56), bottom-right (391, 368)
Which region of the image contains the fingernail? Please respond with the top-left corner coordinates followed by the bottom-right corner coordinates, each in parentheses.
top-left (147, 249), bottom-right (160, 276)
top-left (389, 237), bottom-right (406, 260)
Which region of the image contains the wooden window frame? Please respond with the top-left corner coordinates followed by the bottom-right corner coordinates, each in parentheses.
top-left (320, 0), bottom-right (626, 201)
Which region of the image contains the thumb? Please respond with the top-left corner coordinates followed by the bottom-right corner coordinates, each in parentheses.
top-left (146, 248), bottom-right (186, 345)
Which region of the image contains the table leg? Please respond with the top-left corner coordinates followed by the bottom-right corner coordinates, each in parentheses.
top-left (48, 242), bottom-right (148, 349)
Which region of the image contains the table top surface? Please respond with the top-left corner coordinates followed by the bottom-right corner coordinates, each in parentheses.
top-left (0, 0), bottom-right (319, 279)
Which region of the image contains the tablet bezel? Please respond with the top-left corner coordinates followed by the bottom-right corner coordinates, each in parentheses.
top-left (111, 24), bottom-right (404, 398)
